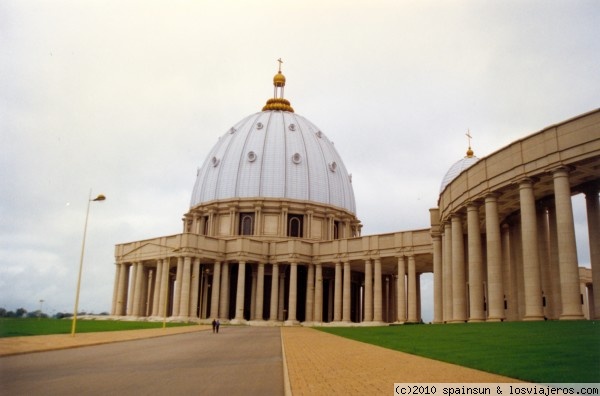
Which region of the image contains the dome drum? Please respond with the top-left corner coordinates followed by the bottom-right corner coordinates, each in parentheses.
top-left (185, 197), bottom-right (361, 240)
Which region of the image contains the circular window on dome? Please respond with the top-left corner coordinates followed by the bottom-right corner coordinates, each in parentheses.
top-left (328, 161), bottom-right (337, 172)
top-left (247, 151), bottom-right (257, 162)
top-left (316, 131), bottom-right (322, 138)
top-left (288, 123), bottom-right (296, 131)
top-left (229, 127), bottom-right (236, 134)
top-left (256, 122), bottom-right (263, 130)
top-left (211, 156), bottom-right (220, 167)
top-left (292, 153), bottom-right (302, 164)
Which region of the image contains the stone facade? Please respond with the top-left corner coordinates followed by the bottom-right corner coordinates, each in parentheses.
top-left (111, 71), bottom-right (599, 325)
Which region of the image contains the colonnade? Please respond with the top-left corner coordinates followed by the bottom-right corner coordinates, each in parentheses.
top-left (111, 256), bottom-right (425, 325)
top-left (432, 169), bottom-right (600, 323)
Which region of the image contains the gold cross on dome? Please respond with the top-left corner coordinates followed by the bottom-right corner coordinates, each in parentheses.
top-left (277, 58), bottom-right (283, 72)
top-left (466, 129), bottom-right (472, 147)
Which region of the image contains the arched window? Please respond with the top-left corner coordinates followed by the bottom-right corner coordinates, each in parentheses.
top-left (203, 216), bottom-right (209, 235)
top-left (288, 214), bottom-right (303, 237)
top-left (239, 213), bottom-right (254, 235)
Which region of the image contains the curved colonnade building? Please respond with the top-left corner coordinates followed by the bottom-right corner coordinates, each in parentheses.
top-left (112, 67), bottom-right (600, 325)
top-left (431, 110), bottom-right (600, 323)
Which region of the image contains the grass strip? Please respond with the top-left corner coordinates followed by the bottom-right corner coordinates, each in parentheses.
top-left (0, 318), bottom-right (192, 338)
top-left (318, 321), bottom-right (600, 383)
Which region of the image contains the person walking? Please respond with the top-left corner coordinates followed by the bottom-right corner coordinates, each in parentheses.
top-left (216, 319), bottom-right (220, 334)
top-left (211, 319), bottom-right (217, 333)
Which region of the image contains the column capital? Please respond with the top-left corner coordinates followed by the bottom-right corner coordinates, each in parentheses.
top-left (549, 165), bottom-right (574, 176)
top-left (466, 200), bottom-right (482, 208)
top-left (516, 176), bottom-right (538, 188)
top-left (484, 191), bottom-right (501, 200)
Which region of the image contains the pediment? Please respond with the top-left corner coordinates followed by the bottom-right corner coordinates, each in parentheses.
top-left (117, 242), bottom-right (176, 262)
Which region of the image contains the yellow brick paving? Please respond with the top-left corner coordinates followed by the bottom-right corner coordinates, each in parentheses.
top-left (281, 327), bottom-right (520, 395)
top-left (0, 324), bottom-right (521, 395)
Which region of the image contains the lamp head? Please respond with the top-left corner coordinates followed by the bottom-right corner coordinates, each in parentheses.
top-left (93, 194), bottom-right (106, 201)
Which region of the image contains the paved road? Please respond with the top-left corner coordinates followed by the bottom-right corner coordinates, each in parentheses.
top-left (0, 327), bottom-right (284, 396)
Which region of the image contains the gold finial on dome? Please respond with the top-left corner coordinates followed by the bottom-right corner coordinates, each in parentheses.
top-left (273, 58), bottom-right (286, 87)
top-left (262, 58), bottom-right (294, 112)
top-left (465, 129), bottom-right (475, 158)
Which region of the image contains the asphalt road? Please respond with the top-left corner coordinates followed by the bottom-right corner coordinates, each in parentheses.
top-left (0, 326), bottom-right (284, 396)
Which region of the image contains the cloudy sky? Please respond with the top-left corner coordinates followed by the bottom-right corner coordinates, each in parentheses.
top-left (1, 1), bottom-right (599, 321)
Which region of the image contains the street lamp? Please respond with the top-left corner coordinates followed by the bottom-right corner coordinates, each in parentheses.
top-left (38, 299), bottom-right (44, 320)
top-left (71, 190), bottom-right (106, 336)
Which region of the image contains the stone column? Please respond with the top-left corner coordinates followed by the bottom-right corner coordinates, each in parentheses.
top-left (127, 263), bottom-right (137, 316)
top-left (334, 262), bottom-right (342, 321)
top-left (278, 272), bottom-right (286, 320)
top-left (219, 262), bottom-right (230, 319)
top-left (553, 168), bottom-right (584, 319)
top-left (396, 256), bottom-right (406, 323)
top-left (519, 178), bottom-right (544, 320)
top-left (151, 260), bottom-right (163, 317)
top-left (342, 261), bottom-right (351, 322)
top-left (132, 262), bottom-right (145, 316)
top-left (172, 257), bottom-right (183, 317)
top-left (547, 205), bottom-right (562, 319)
top-left (373, 258), bottom-right (383, 322)
top-left (314, 263), bottom-right (323, 323)
top-left (190, 258), bottom-right (200, 318)
top-left (467, 203), bottom-right (485, 322)
top-left (537, 202), bottom-right (553, 318)
top-left (116, 263), bottom-right (130, 316)
top-left (443, 222), bottom-right (453, 322)
top-left (202, 269), bottom-right (210, 318)
top-left (485, 193), bottom-right (505, 321)
top-left (407, 255), bottom-right (418, 323)
top-left (364, 259), bottom-right (373, 322)
top-left (305, 263), bottom-right (315, 322)
top-left (255, 262), bottom-right (265, 320)
top-left (286, 262), bottom-right (298, 324)
top-left (451, 214), bottom-right (467, 322)
top-left (432, 232), bottom-right (443, 324)
top-left (269, 263), bottom-right (279, 321)
top-left (250, 269), bottom-right (257, 320)
top-left (233, 261), bottom-right (246, 321)
top-left (111, 264), bottom-right (120, 315)
top-left (179, 256), bottom-right (192, 317)
top-left (584, 185), bottom-right (600, 319)
top-left (209, 261), bottom-right (221, 319)
top-left (502, 224), bottom-right (517, 321)
top-left (159, 259), bottom-right (170, 317)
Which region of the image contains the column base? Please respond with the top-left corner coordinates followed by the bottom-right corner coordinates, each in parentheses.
top-left (229, 318), bottom-right (247, 325)
top-left (523, 315), bottom-right (544, 321)
top-left (486, 317), bottom-right (504, 322)
top-left (284, 320), bottom-right (300, 326)
top-left (559, 314), bottom-right (585, 320)
top-left (468, 318), bottom-right (485, 323)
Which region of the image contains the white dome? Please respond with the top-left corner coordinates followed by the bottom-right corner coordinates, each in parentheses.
top-left (439, 154), bottom-right (479, 193)
top-left (190, 110), bottom-right (356, 214)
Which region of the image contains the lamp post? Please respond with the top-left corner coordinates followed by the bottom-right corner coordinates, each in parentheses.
top-left (38, 299), bottom-right (44, 320)
top-left (71, 190), bottom-right (106, 336)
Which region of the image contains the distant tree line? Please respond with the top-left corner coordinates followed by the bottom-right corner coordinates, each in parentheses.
top-left (0, 308), bottom-right (110, 319)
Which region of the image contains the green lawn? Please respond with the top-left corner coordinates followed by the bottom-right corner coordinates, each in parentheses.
top-left (0, 318), bottom-right (192, 337)
top-left (319, 321), bottom-right (600, 383)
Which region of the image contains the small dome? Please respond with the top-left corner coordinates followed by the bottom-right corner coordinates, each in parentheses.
top-left (439, 149), bottom-right (479, 193)
top-left (273, 71), bottom-right (286, 87)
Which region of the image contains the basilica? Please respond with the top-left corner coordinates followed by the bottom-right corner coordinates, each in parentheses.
top-left (111, 66), bottom-right (600, 324)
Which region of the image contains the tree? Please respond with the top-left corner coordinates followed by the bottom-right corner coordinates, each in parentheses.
top-left (15, 308), bottom-right (27, 317)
